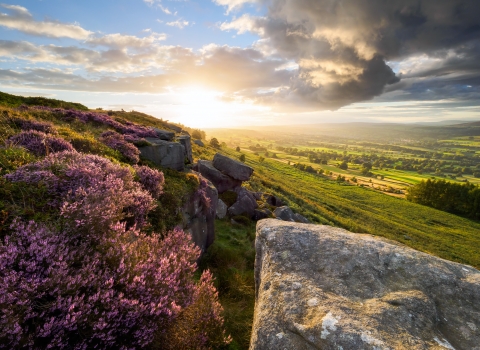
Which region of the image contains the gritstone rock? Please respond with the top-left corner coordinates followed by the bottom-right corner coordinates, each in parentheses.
top-left (181, 175), bottom-right (217, 255)
top-left (197, 160), bottom-right (241, 193)
top-left (177, 135), bottom-right (193, 164)
top-left (213, 153), bottom-right (254, 181)
top-left (228, 187), bottom-right (258, 218)
top-left (250, 219), bottom-right (480, 350)
top-left (293, 213), bottom-right (309, 223)
top-left (153, 128), bottom-right (175, 141)
top-left (193, 139), bottom-right (204, 147)
top-left (216, 199), bottom-right (228, 219)
top-left (138, 138), bottom-right (185, 171)
top-left (273, 206), bottom-right (295, 222)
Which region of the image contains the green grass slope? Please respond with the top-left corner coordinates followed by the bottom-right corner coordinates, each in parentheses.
top-left (217, 148), bottom-right (480, 269)
top-left (0, 91), bottom-right (89, 110)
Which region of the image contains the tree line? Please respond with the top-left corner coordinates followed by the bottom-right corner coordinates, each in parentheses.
top-left (406, 179), bottom-right (480, 219)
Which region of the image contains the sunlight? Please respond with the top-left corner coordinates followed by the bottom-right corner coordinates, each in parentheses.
top-left (168, 86), bottom-right (270, 128)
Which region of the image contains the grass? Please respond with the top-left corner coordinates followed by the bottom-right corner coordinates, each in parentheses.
top-left (216, 147), bottom-right (480, 269)
top-left (200, 219), bottom-right (256, 350)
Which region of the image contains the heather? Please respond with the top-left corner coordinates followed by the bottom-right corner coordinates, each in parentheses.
top-left (6, 130), bottom-right (75, 157)
top-left (0, 149), bottom-right (229, 348)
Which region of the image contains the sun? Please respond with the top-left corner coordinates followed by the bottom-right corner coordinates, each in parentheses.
top-left (168, 86), bottom-right (269, 129)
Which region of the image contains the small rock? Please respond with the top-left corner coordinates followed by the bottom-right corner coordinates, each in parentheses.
top-left (193, 139), bottom-right (204, 147)
top-left (273, 206), bottom-right (295, 222)
top-left (216, 199), bottom-right (228, 219)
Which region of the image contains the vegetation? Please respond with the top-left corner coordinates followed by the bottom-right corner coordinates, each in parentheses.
top-left (0, 95), bottom-right (230, 349)
top-left (407, 179), bottom-right (480, 219)
top-left (0, 91), bottom-right (88, 110)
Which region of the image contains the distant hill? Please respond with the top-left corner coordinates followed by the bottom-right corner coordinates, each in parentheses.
top-left (0, 91), bottom-right (88, 110)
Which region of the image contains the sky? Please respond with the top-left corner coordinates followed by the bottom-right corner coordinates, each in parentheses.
top-left (0, 0), bottom-right (479, 128)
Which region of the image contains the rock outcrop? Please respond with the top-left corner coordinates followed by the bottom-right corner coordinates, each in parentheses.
top-left (228, 187), bottom-right (258, 217)
top-left (251, 219), bottom-right (480, 350)
top-left (197, 160), bottom-right (241, 193)
top-left (193, 139), bottom-right (204, 147)
top-left (181, 176), bottom-right (218, 255)
top-left (213, 153), bottom-right (253, 181)
top-left (153, 128), bottom-right (175, 141)
top-left (138, 138), bottom-right (185, 171)
top-left (177, 135), bottom-right (193, 164)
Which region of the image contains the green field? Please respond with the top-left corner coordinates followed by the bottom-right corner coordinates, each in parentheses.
top-left (212, 147), bottom-right (480, 269)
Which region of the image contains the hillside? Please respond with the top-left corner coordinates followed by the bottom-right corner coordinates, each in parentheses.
top-left (1, 93), bottom-right (480, 349)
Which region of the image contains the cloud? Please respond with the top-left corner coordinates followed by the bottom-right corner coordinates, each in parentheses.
top-left (0, 3), bottom-right (92, 39)
top-left (86, 32), bottom-right (167, 49)
top-left (0, 45), bottom-right (292, 95)
top-left (218, 0), bottom-right (480, 111)
top-left (166, 20), bottom-right (190, 29)
top-left (213, 0), bottom-right (257, 14)
top-left (219, 14), bottom-right (264, 35)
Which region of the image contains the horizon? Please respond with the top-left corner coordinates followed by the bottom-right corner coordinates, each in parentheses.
top-left (1, 0), bottom-right (479, 128)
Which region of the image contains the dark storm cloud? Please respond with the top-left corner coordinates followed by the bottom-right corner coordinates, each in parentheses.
top-left (223, 0), bottom-right (480, 110)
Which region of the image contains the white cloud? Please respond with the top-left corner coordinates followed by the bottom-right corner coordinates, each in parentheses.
top-left (213, 0), bottom-right (257, 14)
top-left (166, 20), bottom-right (190, 29)
top-left (86, 32), bottom-right (167, 49)
top-left (219, 14), bottom-right (264, 35)
top-left (0, 3), bottom-right (92, 39)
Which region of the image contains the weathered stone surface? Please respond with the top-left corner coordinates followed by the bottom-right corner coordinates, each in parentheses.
top-left (273, 206), bottom-right (295, 222)
top-left (138, 138), bottom-right (185, 171)
top-left (216, 199), bottom-right (228, 219)
top-left (193, 139), bottom-right (204, 147)
top-left (197, 160), bottom-right (241, 193)
top-left (213, 153), bottom-right (254, 181)
top-left (177, 135), bottom-right (193, 164)
top-left (228, 187), bottom-right (258, 218)
top-left (153, 128), bottom-right (175, 141)
top-left (181, 175), bottom-right (218, 255)
top-left (293, 213), bottom-right (309, 223)
top-left (251, 219), bottom-right (480, 350)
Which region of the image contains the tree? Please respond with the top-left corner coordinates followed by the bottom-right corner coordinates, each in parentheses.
top-left (209, 137), bottom-right (220, 148)
top-left (236, 146), bottom-right (240, 152)
top-left (338, 161), bottom-right (348, 170)
top-left (239, 154), bottom-right (246, 162)
top-left (192, 129), bottom-right (203, 140)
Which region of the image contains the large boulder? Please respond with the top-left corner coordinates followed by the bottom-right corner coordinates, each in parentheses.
top-left (273, 206), bottom-right (295, 222)
top-left (138, 138), bottom-right (185, 171)
top-left (181, 175), bottom-right (218, 255)
top-left (251, 219), bottom-right (480, 350)
top-left (228, 187), bottom-right (258, 218)
top-left (197, 160), bottom-right (241, 193)
top-left (213, 153), bottom-right (253, 181)
top-left (177, 135), bottom-right (193, 164)
top-left (153, 128), bottom-right (175, 141)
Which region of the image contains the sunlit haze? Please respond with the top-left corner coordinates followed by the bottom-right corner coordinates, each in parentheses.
top-left (1, 0), bottom-right (479, 127)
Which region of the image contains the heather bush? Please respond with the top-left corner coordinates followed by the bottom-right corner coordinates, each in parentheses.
top-left (100, 131), bottom-right (140, 164)
top-left (1, 151), bottom-right (230, 349)
top-left (159, 270), bottom-right (232, 350)
top-left (134, 165), bottom-right (165, 199)
top-left (0, 221), bottom-right (204, 349)
top-left (32, 106), bottom-right (158, 139)
top-left (6, 130), bottom-right (74, 157)
top-left (5, 151), bottom-right (155, 230)
top-left (13, 118), bottom-right (57, 134)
